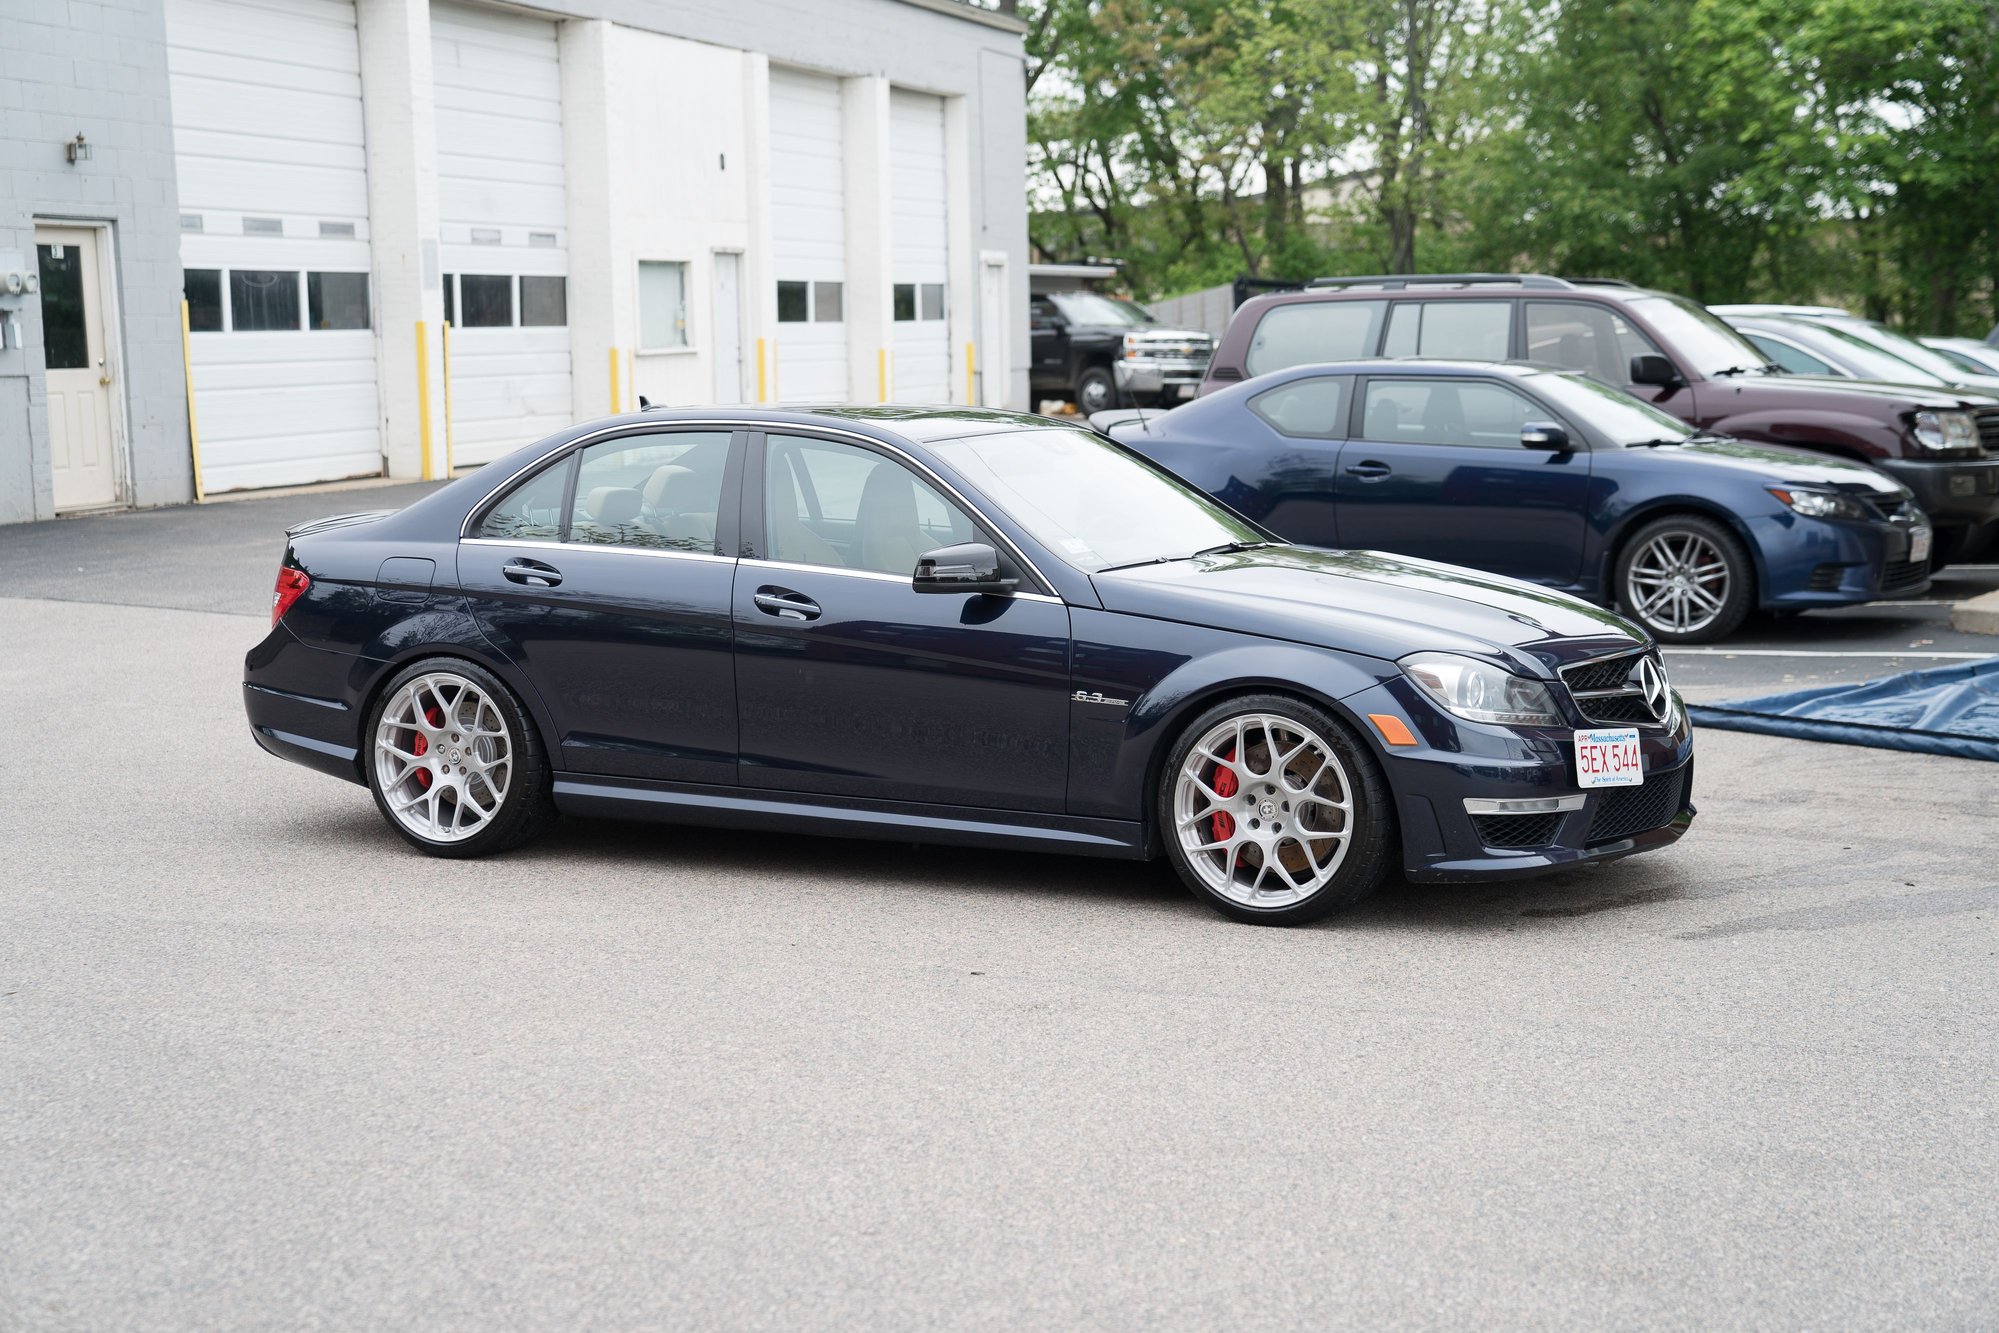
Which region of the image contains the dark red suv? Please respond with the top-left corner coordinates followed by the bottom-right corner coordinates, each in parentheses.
top-left (1203, 274), bottom-right (1999, 562)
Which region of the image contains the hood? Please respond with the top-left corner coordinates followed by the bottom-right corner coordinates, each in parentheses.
top-left (1668, 438), bottom-right (1912, 496)
top-left (1704, 373), bottom-right (1999, 411)
top-left (1091, 545), bottom-right (1646, 678)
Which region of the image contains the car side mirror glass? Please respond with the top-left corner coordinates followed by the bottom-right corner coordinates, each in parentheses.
top-left (913, 542), bottom-right (1018, 595)
top-left (1521, 421), bottom-right (1572, 451)
top-left (1629, 353), bottom-right (1683, 387)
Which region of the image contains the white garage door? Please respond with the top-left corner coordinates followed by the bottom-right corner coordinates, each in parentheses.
top-left (889, 90), bottom-right (950, 403)
top-left (166, 0), bottom-right (381, 493)
top-left (433, 1), bottom-right (572, 468)
top-left (770, 68), bottom-right (847, 402)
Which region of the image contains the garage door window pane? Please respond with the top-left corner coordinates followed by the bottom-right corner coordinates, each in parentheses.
top-left (777, 281), bottom-right (808, 323)
top-left (307, 272), bottom-right (370, 330)
top-left (230, 270), bottom-right (301, 332)
top-left (443, 275), bottom-right (456, 327)
top-left (521, 275), bottom-right (566, 327)
top-left (639, 261), bottom-right (687, 348)
top-left (184, 269), bottom-right (223, 333)
top-left (460, 275), bottom-right (513, 328)
top-left (813, 282), bottom-right (843, 323)
top-left (920, 283), bottom-right (945, 321)
top-left (893, 284), bottom-right (916, 321)
top-left (1245, 300), bottom-right (1386, 375)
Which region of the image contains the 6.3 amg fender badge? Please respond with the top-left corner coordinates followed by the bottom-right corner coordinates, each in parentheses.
top-left (1072, 690), bottom-right (1131, 709)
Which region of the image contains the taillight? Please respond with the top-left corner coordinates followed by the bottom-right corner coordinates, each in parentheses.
top-left (272, 567), bottom-right (311, 626)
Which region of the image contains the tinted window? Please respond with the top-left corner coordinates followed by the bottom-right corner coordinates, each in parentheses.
top-left (1245, 300), bottom-right (1386, 375)
top-left (443, 274), bottom-right (456, 326)
top-left (1525, 302), bottom-right (1662, 383)
top-left (1380, 301), bottom-right (1511, 360)
top-left (184, 268), bottom-right (223, 333)
top-left (1745, 332), bottom-right (1835, 377)
top-left (570, 432), bottom-right (732, 552)
top-left (35, 243), bottom-right (88, 369)
top-left (777, 281), bottom-right (809, 323)
top-left (765, 435), bottom-right (975, 575)
top-left (460, 275), bottom-right (513, 328)
top-left (521, 275), bottom-right (566, 327)
top-left (475, 457), bottom-right (572, 541)
top-left (1249, 377), bottom-right (1349, 437)
top-left (893, 284), bottom-right (917, 321)
top-left (230, 270), bottom-right (301, 331)
top-left (307, 272), bottom-right (370, 330)
top-left (1361, 379), bottom-right (1539, 448)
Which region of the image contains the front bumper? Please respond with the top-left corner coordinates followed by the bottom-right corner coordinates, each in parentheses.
top-left (1114, 357), bottom-right (1211, 399)
top-left (1749, 510), bottom-right (1933, 608)
top-left (1876, 457), bottom-right (1999, 557)
top-left (1343, 677), bottom-right (1696, 883)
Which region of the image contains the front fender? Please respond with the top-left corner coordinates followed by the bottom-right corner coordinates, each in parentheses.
top-left (1595, 497), bottom-right (1773, 609)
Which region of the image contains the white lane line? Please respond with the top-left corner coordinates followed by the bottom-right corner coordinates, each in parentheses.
top-left (1663, 648), bottom-right (1994, 659)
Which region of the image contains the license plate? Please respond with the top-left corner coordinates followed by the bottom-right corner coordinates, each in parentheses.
top-left (1175, 384), bottom-right (1196, 399)
top-left (1910, 526), bottom-right (1932, 564)
top-left (1575, 728), bottom-right (1643, 788)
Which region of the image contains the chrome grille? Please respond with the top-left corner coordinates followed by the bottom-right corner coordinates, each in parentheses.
top-left (1976, 408), bottom-right (1999, 455)
top-left (1560, 649), bottom-right (1670, 727)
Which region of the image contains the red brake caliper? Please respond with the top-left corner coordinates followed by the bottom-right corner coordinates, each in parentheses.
top-left (1210, 746), bottom-right (1237, 843)
top-left (412, 704), bottom-right (442, 789)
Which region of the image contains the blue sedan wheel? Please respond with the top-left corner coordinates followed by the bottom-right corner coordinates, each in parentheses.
top-left (1616, 514), bottom-right (1754, 644)
top-left (1160, 695), bottom-right (1393, 925)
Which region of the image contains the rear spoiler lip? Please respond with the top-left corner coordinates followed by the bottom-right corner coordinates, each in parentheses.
top-left (1085, 408), bottom-right (1151, 437)
top-left (285, 509), bottom-right (399, 541)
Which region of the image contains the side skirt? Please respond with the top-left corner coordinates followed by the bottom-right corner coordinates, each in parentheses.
top-left (552, 776), bottom-right (1151, 861)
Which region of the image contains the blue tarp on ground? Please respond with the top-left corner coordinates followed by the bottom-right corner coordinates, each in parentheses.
top-left (1688, 657), bottom-right (1999, 762)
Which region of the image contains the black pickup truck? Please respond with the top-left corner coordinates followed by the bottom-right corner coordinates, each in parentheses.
top-left (1029, 291), bottom-right (1215, 413)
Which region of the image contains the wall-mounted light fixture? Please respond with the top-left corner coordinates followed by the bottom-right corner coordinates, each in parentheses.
top-left (66, 132), bottom-right (91, 165)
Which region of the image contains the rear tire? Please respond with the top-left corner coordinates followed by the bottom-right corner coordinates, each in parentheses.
top-left (364, 657), bottom-right (557, 858)
top-left (1157, 693), bottom-right (1394, 926)
top-left (1615, 513), bottom-right (1754, 644)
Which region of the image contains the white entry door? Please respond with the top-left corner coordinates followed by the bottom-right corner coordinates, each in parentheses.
top-left (713, 251), bottom-right (745, 404)
top-left (37, 226), bottom-right (121, 511)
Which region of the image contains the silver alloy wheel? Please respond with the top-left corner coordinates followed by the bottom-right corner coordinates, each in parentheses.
top-left (1626, 530), bottom-right (1730, 635)
top-left (373, 672), bottom-right (513, 843)
top-left (1173, 712), bottom-right (1355, 909)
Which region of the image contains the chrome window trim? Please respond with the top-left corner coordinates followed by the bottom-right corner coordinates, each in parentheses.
top-left (458, 417), bottom-right (1063, 598)
top-left (743, 556), bottom-right (1065, 605)
top-left (461, 536), bottom-right (734, 566)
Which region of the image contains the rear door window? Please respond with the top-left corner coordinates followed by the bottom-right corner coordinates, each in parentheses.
top-left (1380, 301), bottom-right (1513, 360)
top-left (1248, 376), bottom-right (1351, 437)
top-left (1525, 301), bottom-right (1664, 383)
top-left (1360, 379), bottom-right (1541, 448)
top-left (568, 432), bottom-right (733, 552)
top-left (1244, 300), bottom-right (1387, 375)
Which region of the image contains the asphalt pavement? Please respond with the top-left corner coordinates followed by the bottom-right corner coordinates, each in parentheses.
top-left (1, 492), bottom-right (1996, 1329)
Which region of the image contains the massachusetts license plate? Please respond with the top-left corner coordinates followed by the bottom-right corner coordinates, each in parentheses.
top-left (1575, 728), bottom-right (1643, 788)
top-left (1911, 526), bottom-right (1933, 564)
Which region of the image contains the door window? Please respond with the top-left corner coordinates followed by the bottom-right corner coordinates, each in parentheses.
top-left (1245, 300), bottom-right (1387, 375)
top-left (1745, 333), bottom-right (1835, 376)
top-left (1380, 301), bottom-right (1512, 360)
top-left (35, 244), bottom-right (89, 369)
top-left (568, 432), bottom-right (732, 552)
top-left (474, 458), bottom-right (571, 541)
top-left (1525, 301), bottom-right (1664, 382)
top-left (765, 435), bottom-right (975, 576)
top-left (1361, 379), bottom-right (1540, 448)
top-left (1249, 376), bottom-right (1350, 437)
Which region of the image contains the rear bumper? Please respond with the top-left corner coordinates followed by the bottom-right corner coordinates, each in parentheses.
top-left (243, 626), bottom-right (370, 786)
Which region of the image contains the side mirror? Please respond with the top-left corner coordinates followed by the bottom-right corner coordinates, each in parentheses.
top-left (1521, 421), bottom-right (1572, 451)
top-left (1629, 353), bottom-right (1683, 388)
top-left (913, 542), bottom-right (1018, 595)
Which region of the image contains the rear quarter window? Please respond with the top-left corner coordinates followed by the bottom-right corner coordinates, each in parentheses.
top-left (1245, 300), bottom-right (1386, 375)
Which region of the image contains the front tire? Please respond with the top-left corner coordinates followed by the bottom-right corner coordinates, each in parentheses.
top-left (1074, 366), bottom-right (1118, 415)
top-left (365, 657), bottom-right (557, 858)
top-left (1615, 513), bottom-right (1753, 644)
top-left (1157, 694), bottom-right (1394, 925)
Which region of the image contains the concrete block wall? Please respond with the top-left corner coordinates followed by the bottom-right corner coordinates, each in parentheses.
top-left (0, 0), bottom-right (192, 524)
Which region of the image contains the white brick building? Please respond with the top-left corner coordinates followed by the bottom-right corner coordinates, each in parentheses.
top-left (0, 0), bottom-right (1030, 523)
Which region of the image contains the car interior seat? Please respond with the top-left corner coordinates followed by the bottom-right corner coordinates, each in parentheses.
top-left (1420, 386), bottom-right (1466, 440)
top-left (581, 485), bottom-right (642, 536)
top-left (639, 464), bottom-right (718, 549)
top-left (854, 463), bottom-right (943, 576)
top-left (765, 451), bottom-right (843, 567)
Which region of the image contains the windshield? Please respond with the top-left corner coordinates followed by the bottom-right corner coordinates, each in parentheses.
top-left (930, 428), bottom-right (1262, 572)
top-left (1051, 293), bottom-right (1154, 327)
top-left (1787, 321), bottom-right (1948, 384)
top-left (1528, 372), bottom-right (1694, 445)
top-left (1837, 320), bottom-right (1984, 382)
top-left (1627, 295), bottom-right (1775, 377)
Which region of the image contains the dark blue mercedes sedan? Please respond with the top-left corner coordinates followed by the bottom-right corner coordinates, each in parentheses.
top-left (245, 406), bottom-right (1692, 925)
top-left (1093, 361), bottom-right (1933, 642)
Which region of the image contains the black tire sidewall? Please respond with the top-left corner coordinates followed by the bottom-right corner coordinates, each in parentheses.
top-left (1075, 367), bottom-right (1117, 414)
top-left (363, 656), bottom-right (552, 858)
top-left (1155, 693), bottom-right (1395, 926)
top-left (1616, 513), bottom-right (1754, 644)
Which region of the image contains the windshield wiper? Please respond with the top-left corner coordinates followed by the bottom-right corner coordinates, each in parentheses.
top-left (1097, 540), bottom-right (1271, 573)
top-left (1710, 364), bottom-right (1768, 378)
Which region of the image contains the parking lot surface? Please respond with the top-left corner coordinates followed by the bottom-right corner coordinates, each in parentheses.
top-left (2, 492), bottom-right (1996, 1329)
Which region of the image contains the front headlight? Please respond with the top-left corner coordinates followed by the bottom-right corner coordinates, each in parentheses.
top-left (1768, 487), bottom-right (1869, 520)
top-left (1911, 409), bottom-right (1979, 453)
top-left (1399, 652), bottom-right (1564, 727)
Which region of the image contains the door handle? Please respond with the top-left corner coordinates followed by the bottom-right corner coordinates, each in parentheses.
top-left (97, 357), bottom-right (110, 387)
top-left (1344, 460), bottom-right (1391, 481)
top-left (753, 587), bottom-right (821, 621)
top-left (502, 558), bottom-right (562, 587)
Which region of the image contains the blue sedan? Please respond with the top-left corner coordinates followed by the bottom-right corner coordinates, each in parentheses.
top-left (1093, 360), bottom-right (1934, 642)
